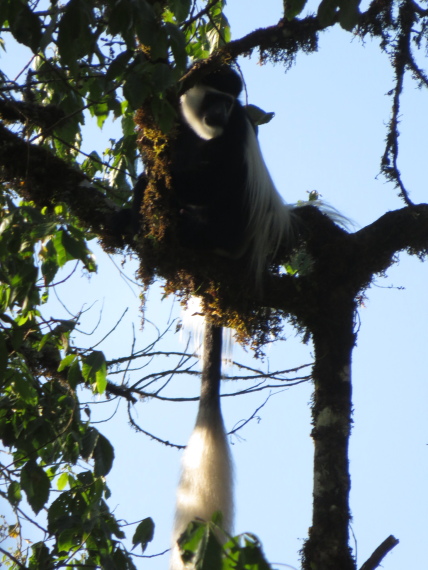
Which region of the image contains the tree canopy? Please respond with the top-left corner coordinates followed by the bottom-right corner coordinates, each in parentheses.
top-left (1, 1), bottom-right (428, 569)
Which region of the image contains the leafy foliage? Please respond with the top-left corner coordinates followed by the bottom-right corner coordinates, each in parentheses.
top-left (176, 518), bottom-right (273, 570)
top-left (317, 0), bottom-right (361, 31)
top-left (0, 2), bottom-right (235, 566)
top-left (0, 186), bottom-right (134, 567)
top-left (1, 0), bottom-right (428, 568)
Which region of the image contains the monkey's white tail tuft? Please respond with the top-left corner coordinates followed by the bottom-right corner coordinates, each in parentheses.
top-left (169, 408), bottom-right (234, 570)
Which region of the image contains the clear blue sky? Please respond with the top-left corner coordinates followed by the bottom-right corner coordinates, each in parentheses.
top-left (1, 2), bottom-right (427, 569)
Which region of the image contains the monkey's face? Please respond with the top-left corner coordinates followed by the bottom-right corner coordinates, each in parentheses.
top-left (180, 86), bottom-right (235, 141)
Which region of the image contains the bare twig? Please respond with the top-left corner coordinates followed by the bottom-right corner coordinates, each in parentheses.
top-left (182, 0), bottom-right (219, 29)
top-left (359, 535), bottom-right (399, 570)
top-left (0, 547), bottom-right (27, 569)
top-left (229, 394), bottom-right (272, 436)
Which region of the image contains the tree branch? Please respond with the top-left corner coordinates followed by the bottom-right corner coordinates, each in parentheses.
top-left (0, 547), bottom-right (27, 569)
top-left (0, 122), bottom-right (126, 249)
top-left (268, 204), bottom-right (428, 317)
top-left (0, 99), bottom-right (66, 130)
top-left (350, 204), bottom-right (428, 285)
top-left (179, 15), bottom-right (323, 92)
top-left (359, 535), bottom-right (399, 570)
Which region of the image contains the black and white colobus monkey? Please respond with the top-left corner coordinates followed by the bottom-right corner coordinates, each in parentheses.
top-left (119, 65), bottom-right (291, 280)
top-left (171, 65), bottom-right (291, 283)
top-left (170, 66), bottom-right (291, 569)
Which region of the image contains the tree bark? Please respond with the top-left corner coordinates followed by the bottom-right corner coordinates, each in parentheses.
top-left (301, 295), bottom-right (356, 570)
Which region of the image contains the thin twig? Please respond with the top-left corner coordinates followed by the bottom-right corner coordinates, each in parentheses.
top-left (0, 546), bottom-right (27, 569)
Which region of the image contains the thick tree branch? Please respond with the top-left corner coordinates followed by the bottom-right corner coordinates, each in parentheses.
top-left (179, 16), bottom-right (324, 91)
top-left (350, 204), bottom-right (428, 283)
top-left (0, 122), bottom-right (126, 249)
top-left (0, 99), bottom-right (66, 130)
top-left (3, 112), bottom-right (427, 322)
top-left (268, 204), bottom-right (428, 317)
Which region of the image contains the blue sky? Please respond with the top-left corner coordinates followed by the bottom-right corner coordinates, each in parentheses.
top-left (1, 2), bottom-right (427, 569)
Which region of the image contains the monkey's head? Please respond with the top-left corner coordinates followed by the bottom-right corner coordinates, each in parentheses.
top-left (179, 66), bottom-right (243, 140)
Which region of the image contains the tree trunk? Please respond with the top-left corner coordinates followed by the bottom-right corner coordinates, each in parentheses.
top-left (301, 297), bottom-right (356, 570)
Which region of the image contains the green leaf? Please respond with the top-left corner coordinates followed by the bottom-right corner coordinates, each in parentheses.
top-left (58, 353), bottom-right (77, 373)
top-left (206, 13), bottom-right (230, 52)
top-left (58, 528), bottom-right (80, 553)
top-left (12, 373), bottom-right (38, 405)
top-left (0, 331), bottom-right (7, 381)
top-left (169, 0), bottom-right (192, 23)
top-left (53, 229), bottom-right (96, 271)
top-left (123, 65), bottom-right (152, 109)
top-left (338, 0), bottom-right (361, 31)
top-left (8, 1), bottom-right (43, 51)
top-left (132, 517), bottom-right (155, 552)
top-left (183, 523), bottom-right (222, 570)
top-left (37, 332), bottom-right (53, 351)
top-left (317, 0), bottom-right (361, 30)
top-left (152, 63), bottom-right (175, 93)
top-left (93, 433), bottom-right (115, 476)
top-left (40, 239), bottom-right (60, 285)
top-left (106, 50), bottom-right (133, 82)
top-left (284, 0), bottom-right (308, 20)
top-left (21, 461), bottom-right (50, 514)
top-left (7, 481), bottom-right (22, 506)
top-left (68, 358), bottom-right (84, 389)
top-left (28, 542), bottom-right (52, 569)
top-left (134, 0), bottom-right (158, 47)
top-left (57, 0), bottom-right (95, 67)
top-left (52, 230), bottom-right (72, 267)
top-left (150, 97), bottom-right (176, 133)
top-left (57, 472), bottom-right (69, 491)
top-left (82, 350), bottom-right (107, 393)
top-left (81, 427), bottom-right (99, 461)
top-left (47, 492), bottom-right (83, 537)
top-left (81, 151), bottom-right (104, 178)
top-left (177, 521), bottom-right (205, 561)
top-left (111, 548), bottom-right (138, 570)
top-left (224, 533), bottom-right (272, 570)
top-left (95, 363), bottom-right (107, 394)
top-left (317, 0), bottom-right (339, 27)
top-left (108, 0), bottom-right (137, 48)
top-left (165, 22), bottom-right (187, 72)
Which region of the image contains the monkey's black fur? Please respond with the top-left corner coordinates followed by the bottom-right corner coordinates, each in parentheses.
top-left (114, 66), bottom-right (291, 286)
top-left (171, 78), bottom-right (252, 255)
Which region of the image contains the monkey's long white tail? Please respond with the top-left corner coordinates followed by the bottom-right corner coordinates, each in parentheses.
top-left (170, 323), bottom-right (234, 570)
top-left (169, 409), bottom-right (234, 570)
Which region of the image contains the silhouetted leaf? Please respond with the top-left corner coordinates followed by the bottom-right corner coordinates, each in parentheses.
top-left (8, 2), bottom-right (42, 51)
top-left (93, 433), bottom-right (114, 476)
top-left (21, 461), bottom-right (50, 514)
top-left (132, 517), bottom-right (155, 552)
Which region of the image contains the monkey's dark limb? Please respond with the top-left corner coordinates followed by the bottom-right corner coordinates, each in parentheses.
top-left (198, 322), bottom-right (222, 416)
top-left (359, 535), bottom-right (399, 570)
